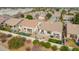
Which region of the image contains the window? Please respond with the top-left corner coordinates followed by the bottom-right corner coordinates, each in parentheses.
top-left (24, 28), bottom-right (26, 30)
top-left (53, 33), bottom-right (60, 39)
top-left (47, 31), bottom-right (51, 34)
top-left (70, 34), bottom-right (77, 39)
top-left (27, 29), bottom-right (32, 33)
top-left (41, 30), bottom-right (44, 34)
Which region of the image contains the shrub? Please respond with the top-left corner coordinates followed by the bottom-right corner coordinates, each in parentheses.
top-left (43, 42), bottom-right (51, 48)
top-left (60, 46), bottom-right (70, 51)
top-left (51, 45), bottom-right (58, 51)
top-left (48, 38), bottom-right (62, 44)
top-left (3, 26), bottom-right (12, 32)
top-left (40, 41), bottom-right (51, 48)
top-left (33, 40), bottom-right (39, 45)
top-left (72, 48), bottom-right (79, 51)
top-left (17, 32), bottom-right (31, 36)
top-left (8, 37), bottom-right (26, 49)
top-left (39, 41), bottom-right (45, 46)
top-left (26, 15), bottom-right (33, 20)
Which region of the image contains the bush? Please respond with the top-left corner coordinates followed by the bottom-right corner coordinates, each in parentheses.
top-left (51, 45), bottom-right (58, 51)
top-left (39, 41), bottom-right (45, 46)
top-left (8, 36), bottom-right (26, 49)
top-left (3, 26), bottom-right (12, 32)
top-left (44, 42), bottom-right (51, 48)
top-left (48, 38), bottom-right (62, 44)
top-left (72, 13), bottom-right (79, 24)
top-left (26, 15), bottom-right (33, 20)
top-left (72, 48), bottom-right (79, 51)
top-left (17, 32), bottom-right (31, 36)
top-left (39, 41), bottom-right (51, 48)
top-left (60, 46), bottom-right (70, 51)
top-left (33, 40), bottom-right (39, 45)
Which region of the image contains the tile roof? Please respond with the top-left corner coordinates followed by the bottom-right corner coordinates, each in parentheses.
top-left (41, 21), bottom-right (63, 32)
top-left (19, 19), bottom-right (38, 28)
top-left (5, 18), bottom-right (23, 26)
top-left (0, 16), bottom-right (9, 24)
top-left (67, 23), bottom-right (79, 34)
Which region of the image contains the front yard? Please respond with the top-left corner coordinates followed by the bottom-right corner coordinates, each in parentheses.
top-left (66, 39), bottom-right (79, 48)
top-left (0, 30), bottom-right (79, 51)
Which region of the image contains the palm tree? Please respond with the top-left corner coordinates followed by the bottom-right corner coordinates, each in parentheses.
top-left (60, 9), bottom-right (67, 45)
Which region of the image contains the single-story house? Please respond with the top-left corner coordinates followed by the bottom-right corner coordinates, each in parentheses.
top-left (67, 23), bottom-right (79, 42)
top-left (4, 18), bottom-right (23, 31)
top-left (50, 11), bottom-right (61, 22)
top-left (38, 21), bottom-right (63, 40)
top-left (63, 14), bottom-right (74, 23)
top-left (18, 20), bottom-right (41, 33)
top-left (0, 15), bottom-right (10, 25)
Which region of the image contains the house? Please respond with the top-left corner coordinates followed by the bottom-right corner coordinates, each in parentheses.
top-left (63, 14), bottom-right (75, 23)
top-left (38, 21), bottom-right (63, 40)
top-left (50, 11), bottom-right (61, 22)
top-left (18, 20), bottom-right (41, 33)
top-left (67, 23), bottom-right (79, 42)
top-left (4, 18), bottom-right (23, 32)
top-left (0, 15), bottom-right (10, 25)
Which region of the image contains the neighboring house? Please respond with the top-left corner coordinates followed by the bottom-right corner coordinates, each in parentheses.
top-left (0, 15), bottom-right (10, 25)
top-left (26, 11), bottom-right (46, 21)
top-left (50, 11), bottom-right (61, 22)
top-left (67, 23), bottom-right (79, 42)
top-left (38, 11), bottom-right (46, 20)
top-left (63, 14), bottom-right (75, 23)
top-left (39, 21), bottom-right (63, 40)
top-left (4, 18), bottom-right (23, 32)
top-left (18, 20), bottom-right (41, 33)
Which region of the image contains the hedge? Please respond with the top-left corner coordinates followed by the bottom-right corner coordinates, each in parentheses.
top-left (48, 38), bottom-right (62, 44)
top-left (60, 46), bottom-right (70, 51)
top-left (72, 48), bottom-right (79, 51)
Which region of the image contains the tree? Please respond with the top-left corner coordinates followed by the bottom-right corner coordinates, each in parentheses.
top-left (45, 13), bottom-right (52, 19)
top-left (8, 36), bottom-right (26, 49)
top-left (72, 13), bottom-right (79, 24)
top-left (56, 8), bottom-right (60, 11)
top-left (60, 46), bottom-right (69, 51)
top-left (72, 48), bottom-right (79, 51)
top-left (26, 15), bottom-right (33, 20)
top-left (51, 45), bottom-right (58, 51)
